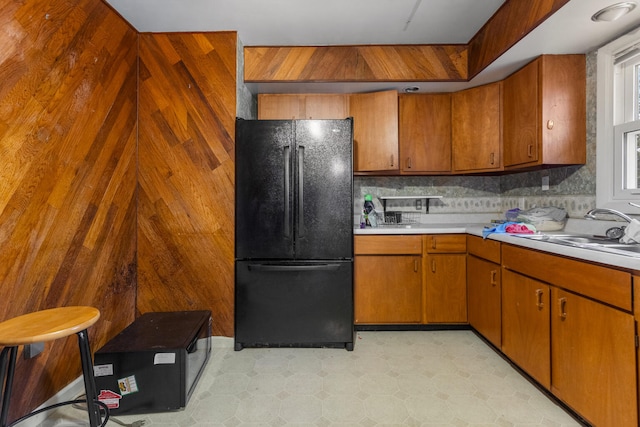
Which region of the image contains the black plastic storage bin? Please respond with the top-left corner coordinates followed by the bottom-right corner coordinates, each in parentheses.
top-left (94, 311), bottom-right (211, 415)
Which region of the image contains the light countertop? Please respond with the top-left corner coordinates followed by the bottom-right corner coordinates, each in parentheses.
top-left (354, 222), bottom-right (640, 271)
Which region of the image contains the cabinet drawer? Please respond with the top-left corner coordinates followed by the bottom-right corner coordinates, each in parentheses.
top-left (354, 235), bottom-right (422, 255)
top-left (425, 234), bottom-right (466, 253)
top-left (467, 235), bottom-right (501, 263)
top-left (502, 244), bottom-right (632, 311)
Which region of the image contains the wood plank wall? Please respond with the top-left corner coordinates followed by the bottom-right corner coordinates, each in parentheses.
top-left (137, 32), bottom-right (237, 337)
top-left (244, 0), bottom-right (571, 83)
top-left (0, 0), bottom-right (138, 420)
top-left (244, 45), bottom-right (468, 82)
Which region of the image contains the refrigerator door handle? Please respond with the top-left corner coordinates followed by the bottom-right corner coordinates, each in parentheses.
top-left (284, 146), bottom-right (291, 238)
top-left (297, 146), bottom-right (305, 238)
top-left (248, 263), bottom-right (341, 272)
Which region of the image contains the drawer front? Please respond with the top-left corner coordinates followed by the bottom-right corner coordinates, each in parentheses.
top-left (354, 235), bottom-right (422, 255)
top-left (467, 235), bottom-right (501, 263)
top-left (425, 234), bottom-right (466, 253)
top-left (502, 244), bottom-right (632, 311)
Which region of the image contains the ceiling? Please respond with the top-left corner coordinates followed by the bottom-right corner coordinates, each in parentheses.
top-left (106, 0), bottom-right (640, 93)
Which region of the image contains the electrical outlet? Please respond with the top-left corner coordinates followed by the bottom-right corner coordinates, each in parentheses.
top-left (541, 175), bottom-right (550, 191)
top-left (24, 342), bottom-right (44, 359)
top-left (416, 199), bottom-right (422, 210)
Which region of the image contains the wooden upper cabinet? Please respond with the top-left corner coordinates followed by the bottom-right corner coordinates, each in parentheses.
top-left (503, 55), bottom-right (586, 169)
top-left (350, 90), bottom-right (399, 172)
top-left (258, 94), bottom-right (348, 119)
top-left (399, 93), bottom-right (451, 174)
top-left (451, 82), bottom-right (502, 173)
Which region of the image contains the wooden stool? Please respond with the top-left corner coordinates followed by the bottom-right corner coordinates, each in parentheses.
top-left (0, 307), bottom-right (105, 427)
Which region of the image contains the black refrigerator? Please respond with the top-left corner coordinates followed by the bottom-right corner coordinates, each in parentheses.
top-left (235, 118), bottom-right (354, 351)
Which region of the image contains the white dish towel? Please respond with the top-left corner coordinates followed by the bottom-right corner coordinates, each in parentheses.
top-left (620, 218), bottom-right (640, 243)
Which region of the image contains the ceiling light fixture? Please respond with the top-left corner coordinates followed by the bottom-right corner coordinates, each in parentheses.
top-left (591, 1), bottom-right (637, 22)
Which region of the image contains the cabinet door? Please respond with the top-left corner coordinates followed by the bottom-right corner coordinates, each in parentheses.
top-left (424, 254), bottom-right (466, 323)
top-left (399, 94), bottom-right (451, 173)
top-left (466, 255), bottom-right (501, 347)
top-left (350, 90), bottom-right (399, 172)
top-left (452, 82), bottom-right (502, 172)
top-left (501, 270), bottom-right (550, 389)
top-left (303, 94), bottom-right (349, 119)
top-left (354, 255), bottom-right (422, 324)
top-left (503, 59), bottom-right (539, 167)
top-left (258, 94), bottom-right (305, 119)
top-left (551, 287), bottom-right (637, 427)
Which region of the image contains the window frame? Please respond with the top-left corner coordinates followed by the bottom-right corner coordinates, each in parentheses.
top-left (596, 28), bottom-right (640, 212)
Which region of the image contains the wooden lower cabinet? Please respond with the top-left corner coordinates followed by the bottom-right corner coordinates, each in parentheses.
top-left (551, 287), bottom-right (637, 427)
top-left (467, 255), bottom-right (501, 347)
top-left (425, 254), bottom-right (466, 323)
top-left (354, 235), bottom-right (422, 324)
top-left (501, 269), bottom-right (550, 389)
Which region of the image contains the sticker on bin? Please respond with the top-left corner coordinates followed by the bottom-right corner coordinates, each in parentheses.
top-left (93, 364), bottom-right (113, 377)
top-left (154, 352), bottom-right (176, 365)
top-left (98, 390), bottom-right (122, 409)
top-left (117, 375), bottom-right (139, 395)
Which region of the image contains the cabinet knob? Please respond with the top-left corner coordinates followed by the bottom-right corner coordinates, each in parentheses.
top-left (527, 144), bottom-right (534, 158)
top-left (490, 152), bottom-right (495, 165)
top-left (490, 270), bottom-right (497, 286)
top-left (390, 155), bottom-right (394, 167)
top-left (547, 120), bottom-right (554, 130)
top-left (407, 157), bottom-right (412, 169)
top-left (431, 259), bottom-right (436, 273)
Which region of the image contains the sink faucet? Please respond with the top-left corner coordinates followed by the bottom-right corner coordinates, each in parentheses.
top-left (584, 208), bottom-right (634, 223)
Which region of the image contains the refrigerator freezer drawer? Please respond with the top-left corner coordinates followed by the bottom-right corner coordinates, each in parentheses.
top-left (235, 260), bottom-right (354, 350)
top-left (94, 311), bottom-right (212, 415)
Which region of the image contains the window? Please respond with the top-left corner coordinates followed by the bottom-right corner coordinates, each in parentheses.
top-left (596, 28), bottom-right (640, 212)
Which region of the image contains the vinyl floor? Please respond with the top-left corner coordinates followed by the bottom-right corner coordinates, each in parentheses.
top-left (42, 330), bottom-right (583, 426)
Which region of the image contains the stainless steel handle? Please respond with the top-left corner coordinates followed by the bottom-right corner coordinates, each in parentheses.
top-left (298, 146), bottom-right (305, 238)
top-left (284, 146), bottom-right (291, 238)
top-left (558, 297), bottom-right (567, 319)
top-left (535, 289), bottom-right (544, 309)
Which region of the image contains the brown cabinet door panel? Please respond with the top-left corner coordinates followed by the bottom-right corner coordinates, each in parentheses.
top-left (501, 270), bottom-right (550, 389)
top-left (466, 255), bottom-right (501, 347)
top-left (354, 255), bottom-right (422, 324)
top-left (425, 254), bottom-right (466, 323)
top-left (551, 287), bottom-right (637, 427)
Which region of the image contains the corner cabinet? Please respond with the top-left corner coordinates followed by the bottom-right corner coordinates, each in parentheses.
top-left (398, 93), bottom-right (451, 174)
top-left (502, 55), bottom-right (586, 169)
top-left (350, 90), bottom-right (399, 173)
top-left (451, 82), bottom-right (502, 173)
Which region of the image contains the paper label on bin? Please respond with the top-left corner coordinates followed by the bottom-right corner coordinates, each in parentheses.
top-left (154, 352), bottom-right (176, 365)
top-left (117, 375), bottom-right (139, 395)
top-left (98, 390), bottom-right (122, 409)
top-left (93, 364), bottom-right (113, 377)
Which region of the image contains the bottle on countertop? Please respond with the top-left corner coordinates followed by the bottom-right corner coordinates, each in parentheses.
top-left (363, 194), bottom-right (378, 227)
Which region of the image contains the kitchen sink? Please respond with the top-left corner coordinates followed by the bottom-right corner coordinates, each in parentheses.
top-left (512, 233), bottom-right (640, 258)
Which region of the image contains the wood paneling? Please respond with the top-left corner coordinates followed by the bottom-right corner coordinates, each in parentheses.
top-left (468, 0), bottom-right (570, 78)
top-left (0, 0), bottom-right (137, 420)
top-left (244, 45), bottom-right (468, 82)
top-left (137, 32), bottom-right (237, 337)
top-left (245, 1), bottom-right (570, 84)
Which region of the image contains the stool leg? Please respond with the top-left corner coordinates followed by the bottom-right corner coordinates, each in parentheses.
top-left (77, 330), bottom-right (102, 427)
top-left (0, 347), bottom-right (17, 427)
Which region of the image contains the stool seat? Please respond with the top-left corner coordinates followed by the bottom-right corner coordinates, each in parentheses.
top-left (0, 307), bottom-right (100, 346)
top-left (0, 306), bottom-right (105, 427)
